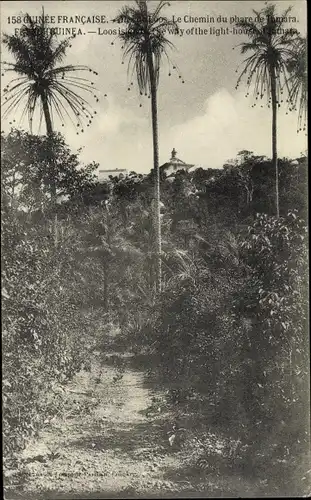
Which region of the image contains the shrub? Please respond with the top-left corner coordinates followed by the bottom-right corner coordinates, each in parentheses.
top-left (237, 211), bottom-right (308, 434)
top-left (2, 205), bottom-right (91, 473)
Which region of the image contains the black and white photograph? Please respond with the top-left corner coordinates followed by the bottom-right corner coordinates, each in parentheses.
top-left (1, 0), bottom-right (309, 498)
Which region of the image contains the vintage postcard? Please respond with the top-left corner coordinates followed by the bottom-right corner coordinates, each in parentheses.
top-left (1, 1), bottom-right (309, 499)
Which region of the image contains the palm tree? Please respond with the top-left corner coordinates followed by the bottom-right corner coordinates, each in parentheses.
top-left (286, 36), bottom-right (307, 134)
top-left (2, 9), bottom-right (99, 201)
top-left (113, 0), bottom-right (177, 294)
top-left (234, 3), bottom-right (299, 218)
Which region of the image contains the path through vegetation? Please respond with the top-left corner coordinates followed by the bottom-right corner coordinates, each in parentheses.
top-left (10, 349), bottom-right (197, 499)
top-left (7, 336), bottom-right (289, 500)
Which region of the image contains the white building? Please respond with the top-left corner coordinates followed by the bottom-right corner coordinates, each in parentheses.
top-left (98, 168), bottom-right (128, 182)
top-left (160, 148), bottom-right (194, 176)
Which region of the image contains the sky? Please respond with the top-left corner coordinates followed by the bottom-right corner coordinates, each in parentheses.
top-left (0, 0), bottom-right (307, 174)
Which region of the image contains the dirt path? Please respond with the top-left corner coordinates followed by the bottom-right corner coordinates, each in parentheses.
top-left (13, 352), bottom-right (194, 499)
top-left (7, 344), bottom-right (277, 500)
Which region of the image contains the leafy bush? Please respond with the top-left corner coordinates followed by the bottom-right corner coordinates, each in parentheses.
top-left (236, 211), bottom-right (309, 445)
top-left (2, 198), bottom-right (91, 473)
top-left (133, 209), bottom-right (309, 488)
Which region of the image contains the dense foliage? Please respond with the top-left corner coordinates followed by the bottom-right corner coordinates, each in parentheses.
top-left (2, 3), bottom-right (308, 495)
top-left (2, 131), bottom-right (97, 472)
top-left (2, 125), bottom-right (309, 494)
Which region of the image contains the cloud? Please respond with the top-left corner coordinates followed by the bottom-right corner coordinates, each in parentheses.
top-left (161, 88), bottom-right (307, 168)
top-left (1, 82), bottom-right (306, 175)
top-left (66, 93), bottom-right (149, 167)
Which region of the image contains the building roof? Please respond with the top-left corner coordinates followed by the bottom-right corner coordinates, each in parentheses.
top-left (98, 168), bottom-right (128, 174)
top-left (98, 168), bottom-right (128, 181)
top-left (160, 148), bottom-right (194, 173)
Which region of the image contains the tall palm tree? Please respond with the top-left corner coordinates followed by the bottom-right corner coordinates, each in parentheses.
top-left (234, 4), bottom-right (299, 218)
top-left (2, 10), bottom-right (99, 201)
top-left (113, 0), bottom-right (177, 294)
top-left (286, 36), bottom-right (307, 134)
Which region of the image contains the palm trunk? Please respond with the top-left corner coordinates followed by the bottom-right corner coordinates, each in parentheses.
top-left (11, 170), bottom-right (16, 206)
top-left (41, 93), bottom-right (53, 136)
top-left (146, 44), bottom-right (162, 295)
top-left (41, 92), bottom-right (57, 202)
top-left (41, 92), bottom-right (59, 245)
top-left (270, 66), bottom-right (279, 218)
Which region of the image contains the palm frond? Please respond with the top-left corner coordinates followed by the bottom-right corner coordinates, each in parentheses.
top-left (286, 37), bottom-right (307, 132)
top-left (234, 4), bottom-right (299, 109)
top-left (114, 0), bottom-right (177, 95)
top-left (1, 10), bottom-right (100, 133)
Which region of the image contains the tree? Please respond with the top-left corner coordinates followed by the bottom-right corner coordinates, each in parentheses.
top-left (234, 4), bottom-right (299, 218)
top-left (287, 36), bottom-right (307, 133)
top-left (2, 10), bottom-right (99, 200)
top-left (113, 0), bottom-right (177, 294)
top-left (1, 129), bottom-right (98, 215)
top-left (79, 202), bottom-right (145, 313)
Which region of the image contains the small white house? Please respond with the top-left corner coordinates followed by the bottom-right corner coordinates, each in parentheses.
top-left (98, 168), bottom-right (128, 182)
